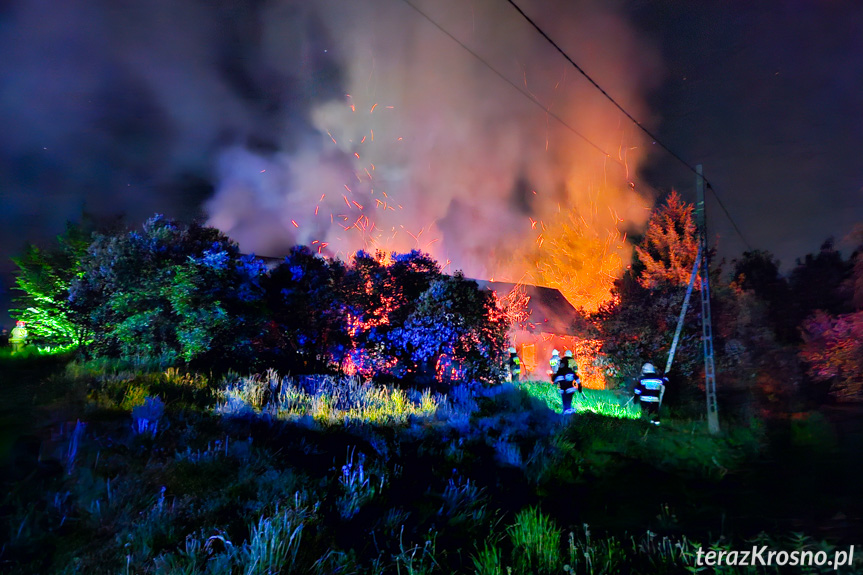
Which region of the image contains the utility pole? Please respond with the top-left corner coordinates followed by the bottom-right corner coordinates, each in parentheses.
top-left (696, 164), bottom-right (720, 434)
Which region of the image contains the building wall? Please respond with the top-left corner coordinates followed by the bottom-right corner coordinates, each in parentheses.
top-left (511, 331), bottom-right (607, 389)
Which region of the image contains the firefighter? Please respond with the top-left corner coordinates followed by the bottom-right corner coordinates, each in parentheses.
top-left (555, 350), bottom-right (581, 414)
top-left (548, 349), bottom-right (560, 383)
top-left (634, 363), bottom-right (667, 425)
top-left (506, 347), bottom-right (521, 382)
top-left (563, 350), bottom-right (583, 394)
top-left (9, 320), bottom-right (28, 353)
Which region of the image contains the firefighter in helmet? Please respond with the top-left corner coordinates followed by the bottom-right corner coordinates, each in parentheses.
top-left (548, 349), bottom-right (560, 383)
top-left (506, 347), bottom-right (521, 382)
top-left (9, 320), bottom-right (28, 353)
top-left (555, 349), bottom-right (581, 414)
top-left (634, 363), bottom-right (667, 425)
top-left (563, 350), bottom-right (582, 394)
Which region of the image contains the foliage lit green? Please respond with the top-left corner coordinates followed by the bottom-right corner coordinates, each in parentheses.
top-left (10, 222), bottom-right (92, 346)
top-left (69, 215), bottom-right (266, 366)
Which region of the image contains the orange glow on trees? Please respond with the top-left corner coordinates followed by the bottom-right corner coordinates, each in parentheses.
top-left (634, 190), bottom-right (700, 290)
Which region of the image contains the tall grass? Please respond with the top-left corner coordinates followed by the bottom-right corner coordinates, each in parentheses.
top-left (518, 380), bottom-right (640, 419)
top-left (243, 504), bottom-right (306, 575)
top-left (217, 372), bottom-right (444, 425)
top-left (337, 446), bottom-right (385, 519)
top-left (507, 507), bottom-right (561, 575)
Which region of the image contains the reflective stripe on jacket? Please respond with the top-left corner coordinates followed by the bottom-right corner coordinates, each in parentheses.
top-left (635, 376), bottom-right (665, 403)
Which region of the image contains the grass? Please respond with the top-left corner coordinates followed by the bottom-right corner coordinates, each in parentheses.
top-left (217, 371), bottom-right (449, 426)
top-left (0, 343), bottom-right (78, 361)
top-left (1, 359), bottom-right (860, 574)
top-left (518, 379), bottom-right (641, 419)
top-left (507, 507), bottom-right (562, 574)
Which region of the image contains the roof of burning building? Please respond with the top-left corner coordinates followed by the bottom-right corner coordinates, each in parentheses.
top-left (473, 280), bottom-right (585, 337)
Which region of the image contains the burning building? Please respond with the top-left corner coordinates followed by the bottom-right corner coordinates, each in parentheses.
top-left (476, 280), bottom-right (606, 389)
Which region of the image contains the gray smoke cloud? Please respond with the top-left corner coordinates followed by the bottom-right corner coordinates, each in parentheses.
top-left (0, 0), bottom-right (662, 324)
top-left (204, 0), bottom-right (663, 278)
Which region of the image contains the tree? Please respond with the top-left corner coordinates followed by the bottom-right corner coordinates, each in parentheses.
top-left (800, 310), bottom-right (863, 399)
top-left (634, 190), bottom-right (700, 290)
top-left (594, 272), bottom-right (702, 397)
top-left (712, 281), bottom-right (802, 413)
top-left (388, 272), bottom-right (509, 385)
top-left (789, 238), bottom-right (852, 329)
top-left (731, 249), bottom-right (793, 341)
top-left (799, 235), bottom-right (863, 399)
top-left (70, 215), bottom-right (266, 366)
top-left (261, 246), bottom-right (350, 373)
top-left (596, 192), bottom-right (704, 409)
top-left (340, 250), bottom-right (442, 377)
top-left (10, 222), bottom-right (93, 346)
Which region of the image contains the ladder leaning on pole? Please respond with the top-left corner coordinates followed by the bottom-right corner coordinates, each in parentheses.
top-left (696, 164), bottom-right (720, 434)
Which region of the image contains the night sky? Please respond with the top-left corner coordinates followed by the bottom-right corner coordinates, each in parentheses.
top-left (1, 0), bottom-right (862, 327)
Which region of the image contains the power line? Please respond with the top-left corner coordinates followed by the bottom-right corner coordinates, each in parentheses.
top-left (705, 183), bottom-right (752, 250)
top-left (504, 0), bottom-right (752, 250)
top-left (396, 0), bottom-right (624, 168)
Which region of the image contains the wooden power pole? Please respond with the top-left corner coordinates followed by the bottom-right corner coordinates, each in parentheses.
top-left (696, 165), bottom-right (720, 434)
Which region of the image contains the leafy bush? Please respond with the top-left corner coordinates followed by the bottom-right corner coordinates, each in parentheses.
top-left (10, 222), bottom-right (93, 347)
top-left (69, 215), bottom-right (266, 367)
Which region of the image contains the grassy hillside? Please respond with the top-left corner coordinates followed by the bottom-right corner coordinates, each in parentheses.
top-left (1, 362), bottom-right (860, 574)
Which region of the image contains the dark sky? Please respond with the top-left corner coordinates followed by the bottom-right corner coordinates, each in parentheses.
top-left (1, 0), bottom-right (862, 327)
top-left (631, 1), bottom-right (863, 267)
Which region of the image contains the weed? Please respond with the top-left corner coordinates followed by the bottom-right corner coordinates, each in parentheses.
top-left (242, 496), bottom-right (312, 575)
top-left (131, 396), bottom-right (165, 436)
top-left (438, 474), bottom-right (488, 528)
top-left (121, 383), bottom-right (150, 410)
top-left (492, 438), bottom-right (522, 467)
top-left (337, 446), bottom-right (385, 520)
top-left (392, 527), bottom-right (441, 575)
top-left (153, 535), bottom-right (203, 575)
top-left (217, 373), bottom-right (443, 426)
top-left (507, 507), bottom-right (561, 575)
top-left (470, 541), bottom-right (505, 575)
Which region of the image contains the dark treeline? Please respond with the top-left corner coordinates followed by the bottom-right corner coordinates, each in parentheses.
top-left (10, 214), bottom-right (509, 387)
top-left (593, 192), bottom-right (863, 417)
top-left (9, 203), bottom-right (863, 410)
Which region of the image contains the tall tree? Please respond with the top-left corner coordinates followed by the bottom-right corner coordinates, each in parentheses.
top-left (789, 238), bottom-right (852, 325)
top-left (634, 190), bottom-right (700, 290)
top-left (596, 192), bottom-right (706, 411)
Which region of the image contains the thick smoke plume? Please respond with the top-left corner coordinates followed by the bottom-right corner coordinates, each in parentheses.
top-left (0, 0), bottom-right (662, 319)
top-left (205, 0), bottom-right (663, 289)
